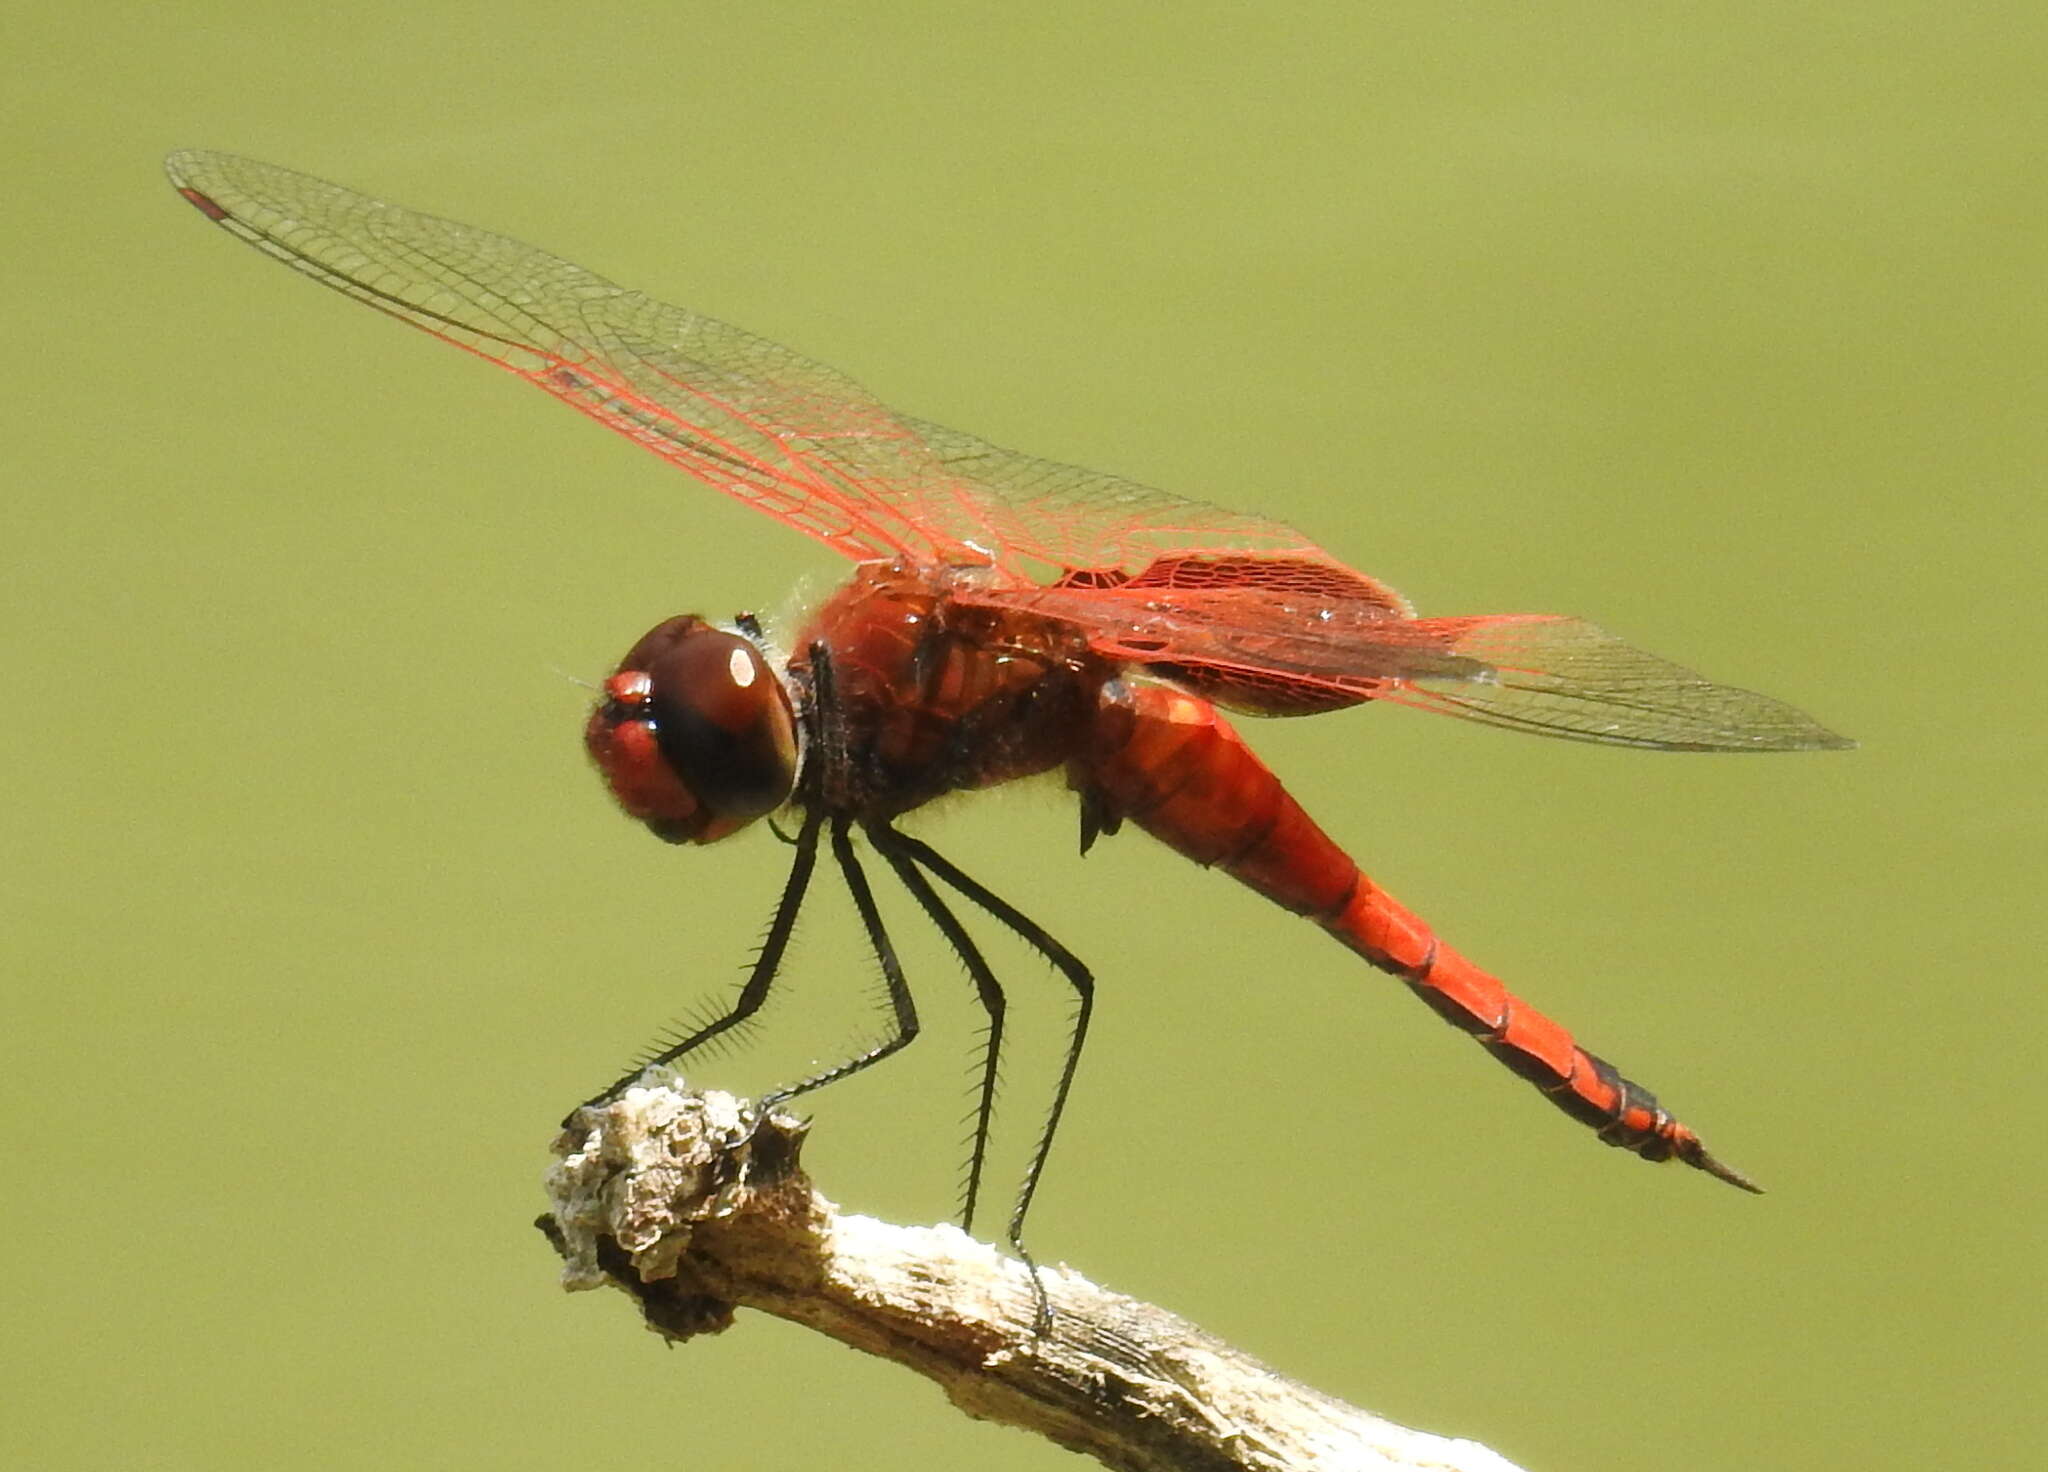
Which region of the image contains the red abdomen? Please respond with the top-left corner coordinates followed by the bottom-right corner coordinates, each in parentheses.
top-left (1075, 677), bottom-right (1759, 1190)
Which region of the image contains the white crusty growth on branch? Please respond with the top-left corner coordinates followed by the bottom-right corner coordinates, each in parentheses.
top-left (541, 1079), bottom-right (1527, 1472)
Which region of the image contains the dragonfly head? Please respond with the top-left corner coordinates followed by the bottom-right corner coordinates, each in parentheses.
top-left (585, 615), bottom-right (798, 844)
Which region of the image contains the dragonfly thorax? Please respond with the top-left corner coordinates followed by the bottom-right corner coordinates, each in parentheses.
top-left (584, 615), bottom-right (798, 844)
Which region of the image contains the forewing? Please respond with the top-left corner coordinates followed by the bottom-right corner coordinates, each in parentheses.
top-left (168, 151), bottom-right (1394, 584)
top-left (166, 150), bottom-right (971, 564)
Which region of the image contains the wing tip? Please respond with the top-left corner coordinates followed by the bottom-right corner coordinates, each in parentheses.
top-left (1739, 722), bottom-right (1856, 754)
top-left (163, 147), bottom-right (220, 187)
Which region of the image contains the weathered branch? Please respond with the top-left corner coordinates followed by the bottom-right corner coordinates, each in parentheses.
top-left (540, 1079), bottom-right (1526, 1472)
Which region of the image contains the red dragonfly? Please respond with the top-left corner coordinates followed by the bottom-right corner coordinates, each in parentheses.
top-left (169, 151), bottom-right (1848, 1265)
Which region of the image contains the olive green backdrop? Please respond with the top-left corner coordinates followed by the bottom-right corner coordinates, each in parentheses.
top-left (5, 5), bottom-right (2038, 1469)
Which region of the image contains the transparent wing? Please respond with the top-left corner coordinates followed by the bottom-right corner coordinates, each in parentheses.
top-left (165, 150), bottom-right (1333, 580)
top-left (166, 149), bottom-right (971, 563)
top-left (973, 572), bottom-right (1852, 751)
top-left (896, 415), bottom-right (1345, 582)
top-left (1385, 615), bottom-right (1853, 750)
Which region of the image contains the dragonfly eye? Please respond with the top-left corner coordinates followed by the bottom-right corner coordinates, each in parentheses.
top-left (584, 615), bottom-right (798, 844)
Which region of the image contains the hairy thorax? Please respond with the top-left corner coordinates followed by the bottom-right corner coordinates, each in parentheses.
top-left (790, 563), bottom-right (1109, 820)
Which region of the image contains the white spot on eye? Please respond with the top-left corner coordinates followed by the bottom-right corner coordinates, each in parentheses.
top-left (727, 647), bottom-right (757, 687)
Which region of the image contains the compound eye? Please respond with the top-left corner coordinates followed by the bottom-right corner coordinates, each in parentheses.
top-left (585, 616), bottom-right (798, 843)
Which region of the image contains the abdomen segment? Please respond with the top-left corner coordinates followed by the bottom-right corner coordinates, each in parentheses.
top-left (1076, 677), bottom-right (1761, 1191)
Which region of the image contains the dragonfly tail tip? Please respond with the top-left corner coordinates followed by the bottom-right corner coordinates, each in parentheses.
top-left (1695, 1149), bottom-right (1766, 1194)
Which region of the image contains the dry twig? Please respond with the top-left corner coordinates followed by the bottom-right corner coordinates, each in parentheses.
top-left (540, 1079), bottom-right (1526, 1472)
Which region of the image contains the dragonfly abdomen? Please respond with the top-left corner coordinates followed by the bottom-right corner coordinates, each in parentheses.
top-left (1077, 676), bottom-right (1760, 1191)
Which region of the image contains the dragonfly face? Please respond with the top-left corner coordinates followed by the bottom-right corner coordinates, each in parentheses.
top-left (585, 615), bottom-right (799, 845)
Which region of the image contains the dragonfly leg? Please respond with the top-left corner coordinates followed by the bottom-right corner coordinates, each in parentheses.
top-left (580, 806), bottom-right (824, 1108)
top-left (883, 826), bottom-right (1096, 1335)
top-left (757, 816), bottom-right (922, 1109)
top-left (870, 828), bottom-right (1007, 1236)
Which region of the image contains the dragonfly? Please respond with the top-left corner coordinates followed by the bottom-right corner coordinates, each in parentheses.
top-left (168, 150), bottom-right (1849, 1285)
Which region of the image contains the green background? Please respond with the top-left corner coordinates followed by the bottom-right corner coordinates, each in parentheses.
top-left (6, 5), bottom-right (2039, 1469)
